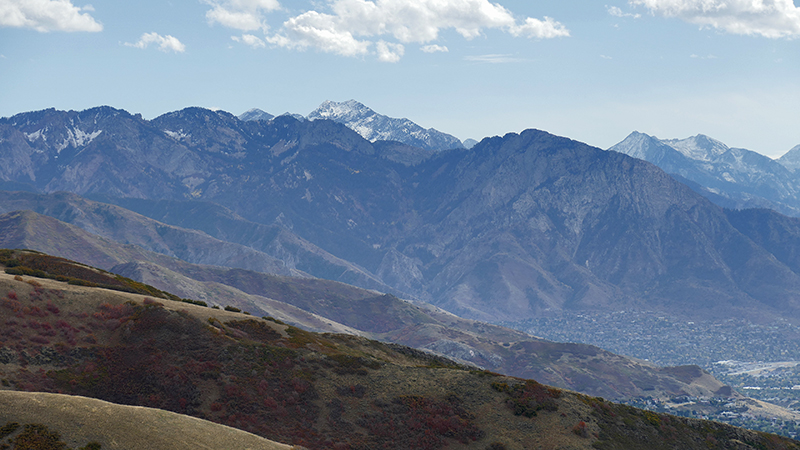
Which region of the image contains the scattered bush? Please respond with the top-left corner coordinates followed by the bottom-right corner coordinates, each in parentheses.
top-left (0, 422), bottom-right (20, 440)
top-left (11, 423), bottom-right (67, 449)
top-left (224, 306), bottom-right (241, 313)
top-left (572, 421), bottom-right (589, 438)
top-left (491, 380), bottom-right (561, 418)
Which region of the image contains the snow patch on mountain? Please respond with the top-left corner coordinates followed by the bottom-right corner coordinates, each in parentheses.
top-left (164, 129), bottom-right (188, 141)
top-left (663, 135), bottom-right (729, 162)
top-left (24, 130), bottom-right (45, 142)
top-left (55, 128), bottom-right (102, 153)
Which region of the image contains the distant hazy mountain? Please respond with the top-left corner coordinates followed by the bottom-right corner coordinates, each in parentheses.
top-left (5, 106), bottom-right (800, 325)
top-left (462, 138), bottom-right (479, 149)
top-left (307, 99), bottom-right (464, 150)
top-left (610, 132), bottom-right (800, 216)
top-left (238, 108), bottom-right (274, 122)
top-left (0, 190), bottom-right (400, 295)
top-left (779, 144), bottom-right (800, 172)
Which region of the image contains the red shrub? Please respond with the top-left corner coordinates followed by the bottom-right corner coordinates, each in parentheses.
top-left (29, 336), bottom-right (50, 345)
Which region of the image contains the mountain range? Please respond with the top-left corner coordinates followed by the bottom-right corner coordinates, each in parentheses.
top-left (4, 106), bottom-right (800, 326)
top-left (609, 132), bottom-right (800, 217)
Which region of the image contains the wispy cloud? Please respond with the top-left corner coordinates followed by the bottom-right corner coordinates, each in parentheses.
top-left (0, 0), bottom-right (102, 32)
top-left (630, 0), bottom-right (800, 38)
top-left (232, 34), bottom-right (266, 48)
top-left (690, 53), bottom-right (718, 59)
top-left (600, 54), bottom-right (613, 59)
top-left (464, 53), bottom-right (523, 63)
top-left (203, 0), bottom-right (280, 32)
top-left (208, 0), bottom-right (569, 62)
top-left (125, 32), bottom-right (186, 53)
top-left (421, 44), bottom-right (449, 53)
top-left (607, 5), bottom-right (641, 18)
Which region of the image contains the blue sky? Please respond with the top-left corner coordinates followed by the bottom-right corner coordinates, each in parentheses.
top-left (1, 0), bottom-right (798, 157)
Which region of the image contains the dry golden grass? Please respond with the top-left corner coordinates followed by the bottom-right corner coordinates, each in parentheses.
top-left (0, 391), bottom-right (296, 450)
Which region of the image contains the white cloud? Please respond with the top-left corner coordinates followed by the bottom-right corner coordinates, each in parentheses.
top-left (262, 0), bottom-right (568, 61)
top-left (421, 44), bottom-right (448, 53)
top-left (272, 10), bottom-right (371, 57)
top-left (232, 33), bottom-right (266, 48)
top-left (607, 5), bottom-right (641, 18)
top-left (376, 40), bottom-right (404, 62)
top-left (0, 0), bottom-right (102, 32)
top-left (508, 16), bottom-right (572, 38)
top-left (630, 0), bottom-right (800, 38)
top-left (464, 53), bottom-right (523, 63)
top-left (690, 53), bottom-right (718, 59)
top-left (204, 0), bottom-right (280, 31)
top-left (125, 32), bottom-right (186, 53)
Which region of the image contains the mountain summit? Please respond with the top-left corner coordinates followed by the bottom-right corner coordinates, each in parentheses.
top-left (238, 108), bottom-right (274, 122)
top-left (307, 100), bottom-right (464, 150)
top-left (779, 144), bottom-right (800, 172)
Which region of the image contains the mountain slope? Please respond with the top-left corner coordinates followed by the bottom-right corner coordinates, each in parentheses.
top-left (610, 132), bottom-right (800, 216)
top-left (307, 100), bottom-right (464, 150)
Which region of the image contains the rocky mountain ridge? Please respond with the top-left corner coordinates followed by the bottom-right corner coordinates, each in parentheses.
top-left (235, 100), bottom-right (464, 151)
top-left (4, 106), bottom-right (800, 326)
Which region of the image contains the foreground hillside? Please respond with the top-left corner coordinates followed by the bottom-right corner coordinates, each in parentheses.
top-left (1, 257), bottom-right (799, 449)
top-left (0, 391), bottom-right (294, 449)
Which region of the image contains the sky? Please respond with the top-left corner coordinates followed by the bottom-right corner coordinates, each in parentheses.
top-left (0, 0), bottom-right (798, 158)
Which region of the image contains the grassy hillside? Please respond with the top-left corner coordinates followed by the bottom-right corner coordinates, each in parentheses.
top-left (1, 262), bottom-right (799, 449)
top-left (0, 391), bottom-right (294, 450)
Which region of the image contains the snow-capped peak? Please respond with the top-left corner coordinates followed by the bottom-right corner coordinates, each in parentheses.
top-left (307, 100), bottom-right (463, 151)
top-left (309, 100), bottom-right (374, 123)
top-left (663, 134), bottom-right (729, 162)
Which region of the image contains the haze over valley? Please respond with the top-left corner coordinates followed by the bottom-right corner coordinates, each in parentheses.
top-left (3, 0), bottom-right (800, 447)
